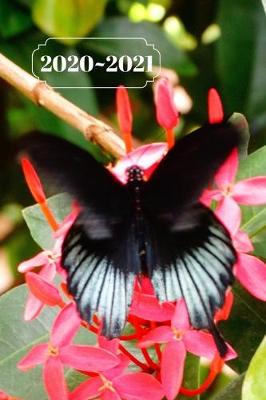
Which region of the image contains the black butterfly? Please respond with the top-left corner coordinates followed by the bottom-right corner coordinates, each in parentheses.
top-left (20, 121), bottom-right (240, 357)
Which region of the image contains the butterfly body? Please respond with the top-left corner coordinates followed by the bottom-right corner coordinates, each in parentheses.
top-left (20, 121), bottom-right (241, 356)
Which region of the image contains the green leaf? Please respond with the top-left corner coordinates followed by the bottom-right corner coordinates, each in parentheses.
top-left (0, 1), bottom-right (32, 38)
top-left (217, 0), bottom-right (266, 129)
top-left (179, 354), bottom-right (200, 400)
top-left (229, 113), bottom-right (250, 159)
top-left (221, 284), bottom-right (266, 373)
top-left (22, 193), bottom-right (72, 250)
top-left (88, 17), bottom-right (197, 76)
top-left (208, 374), bottom-right (244, 400)
top-left (262, 0), bottom-right (266, 13)
top-left (241, 208), bottom-right (266, 259)
top-left (0, 284), bottom-right (57, 399)
top-left (5, 226), bottom-right (39, 278)
top-left (200, 363), bottom-right (238, 400)
top-left (237, 146), bottom-right (266, 258)
top-left (32, 0), bottom-right (107, 43)
top-left (242, 336), bottom-right (266, 400)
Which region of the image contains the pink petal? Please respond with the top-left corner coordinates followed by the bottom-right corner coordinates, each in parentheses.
top-left (234, 230), bottom-right (254, 253)
top-left (215, 148), bottom-right (238, 188)
top-left (171, 299), bottom-right (190, 330)
top-left (161, 341), bottom-right (186, 400)
top-left (17, 343), bottom-right (47, 370)
top-left (130, 291), bottom-right (174, 322)
top-left (184, 331), bottom-right (236, 360)
top-left (200, 189), bottom-right (220, 207)
top-left (69, 377), bottom-right (102, 400)
top-left (233, 177), bottom-right (266, 204)
top-left (60, 345), bottom-right (119, 371)
top-left (114, 373), bottom-right (164, 400)
top-left (138, 326), bottom-right (173, 347)
top-left (138, 276), bottom-right (154, 294)
top-left (24, 292), bottom-right (44, 321)
top-left (24, 264), bottom-right (57, 321)
top-left (102, 390), bottom-right (121, 400)
top-left (18, 251), bottom-right (50, 273)
top-left (110, 143), bottom-right (167, 184)
top-left (116, 85), bottom-right (133, 135)
top-left (98, 336), bottom-right (119, 354)
top-left (208, 88), bottom-right (224, 124)
top-left (43, 357), bottom-right (68, 400)
top-left (105, 354), bottom-right (130, 381)
top-left (54, 207), bottom-right (79, 242)
top-left (40, 262), bottom-right (57, 280)
top-left (51, 303), bottom-right (80, 347)
top-left (0, 391), bottom-right (9, 399)
top-left (215, 196), bottom-right (241, 235)
top-left (26, 272), bottom-right (62, 307)
top-left (235, 254), bottom-right (266, 300)
top-left (21, 157), bottom-right (46, 204)
top-left (154, 78), bottom-right (179, 130)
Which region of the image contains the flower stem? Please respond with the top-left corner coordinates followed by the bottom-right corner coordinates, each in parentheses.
top-left (141, 348), bottom-right (159, 370)
top-left (120, 333), bottom-right (139, 340)
top-left (118, 344), bottom-right (149, 372)
top-left (180, 354), bottom-right (224, 396)
top-left (166, 128), bottom-right (175, 149)
top-left (150, 322), bottom-right (162, 362)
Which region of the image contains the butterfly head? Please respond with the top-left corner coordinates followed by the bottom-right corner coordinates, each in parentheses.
top-left (126, 165), bottom-right (144, 184)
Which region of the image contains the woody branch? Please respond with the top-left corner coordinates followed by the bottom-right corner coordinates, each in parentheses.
top-left (0, 52), bottom-right (126, 158)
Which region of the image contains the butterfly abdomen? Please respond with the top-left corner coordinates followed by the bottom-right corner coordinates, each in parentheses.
top-left (125, 165), bottom-right (152, 273)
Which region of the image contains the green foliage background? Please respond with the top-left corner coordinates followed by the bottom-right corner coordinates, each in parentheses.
top-left (0, 0), bottom-right (266, 399)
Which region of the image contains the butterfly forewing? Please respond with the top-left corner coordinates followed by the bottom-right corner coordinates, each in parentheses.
top-left (18, 133), bottom-right (129, 217)
top-left (144, 122), bottom-right (240, 212)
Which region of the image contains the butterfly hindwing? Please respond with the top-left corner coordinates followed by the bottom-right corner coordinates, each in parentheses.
top-left (144, 204), bottom-right (235, 356)
top-left (62, 210), bottom-right (141, 337)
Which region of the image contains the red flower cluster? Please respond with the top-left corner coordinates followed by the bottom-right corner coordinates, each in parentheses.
top-left (17, 81), bottom-right (266, 400)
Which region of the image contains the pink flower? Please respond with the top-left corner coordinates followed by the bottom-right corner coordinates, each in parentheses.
top-left (18, 303), bottom-right (119, 400)
top-left (204, 148), bottom-right (266, 214)
top-left (138, 300), bottom-right (236, 400)
top-left (154, 79), bottom-right (179, 131)
top-left (130, 284), bottom-right (175, 322)
top-left (154, 78), bottom-right (179, 149)
top-left (216, 201), bottom-right (266, 301)
top-left (18, 209), bottom-right (78, 320)
top-left (21, 157), bottom-right (46, 204)
top-left (208, 88), bottom-right (224, 124)
top-left (110, 143), bottom-right (167, 184)
top-left (70, 336), bottom-right (164, 400)
top-left (111, 80), bottom-right (181, 184)
top-left (0, 391), bottom-right (22, 400)
top-left (116, 85), bottom-right (133, 153)
top-left (21, 157), bottom-right (58, 231)
top-left (18, 252), bottom-right (60, 320)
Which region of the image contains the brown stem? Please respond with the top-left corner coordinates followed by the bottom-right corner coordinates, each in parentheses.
top-left (0, 53), bottom-right (126, 158)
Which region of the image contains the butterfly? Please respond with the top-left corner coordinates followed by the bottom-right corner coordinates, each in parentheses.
top-left (20, 121), bottom-right (240, 357)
